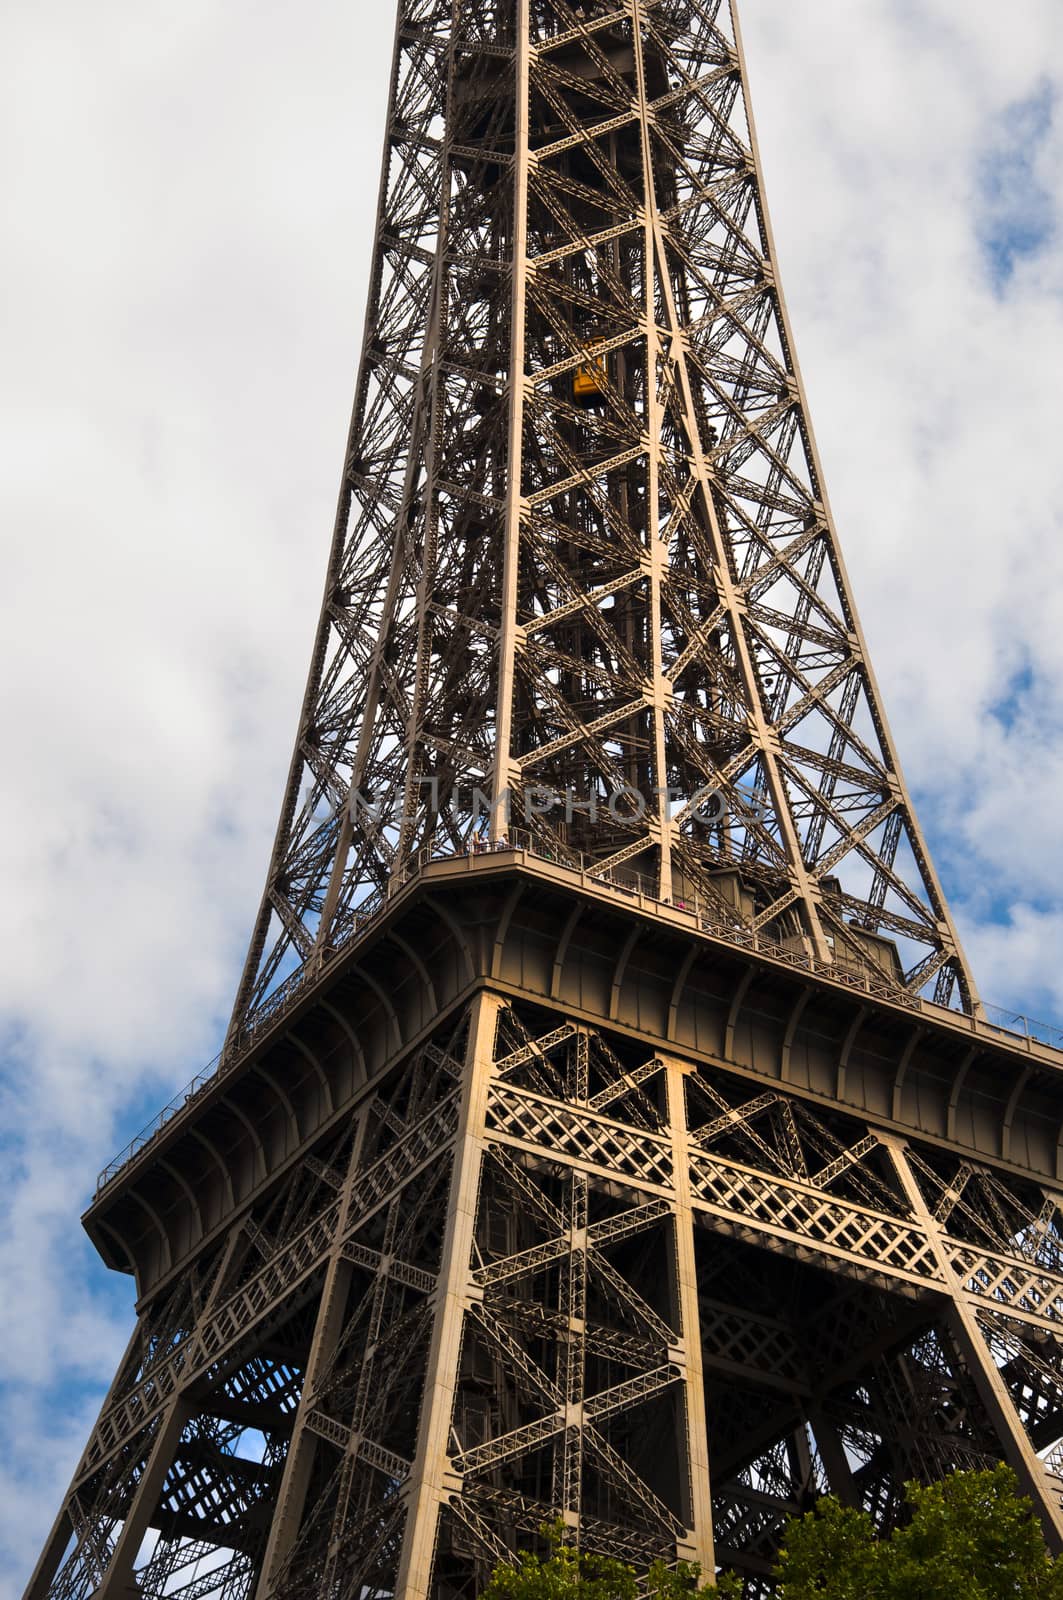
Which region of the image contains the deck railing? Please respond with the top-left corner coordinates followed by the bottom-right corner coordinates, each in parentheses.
top-left (93, 833), bottom-right (1063, 1195)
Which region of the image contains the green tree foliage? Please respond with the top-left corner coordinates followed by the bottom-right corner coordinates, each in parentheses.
top-left (775, 1464), bottom-right (1063, 1600)
top-left (479, 1521), bottom-right (741, 1600)
top-left (480, 1469), bottom-right (1063, 1599)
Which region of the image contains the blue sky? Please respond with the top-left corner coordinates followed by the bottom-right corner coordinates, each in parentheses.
top-left (979, 82), bottom-right (1056, 288)
top-left (1, 0), bottom-right (1063, 1591)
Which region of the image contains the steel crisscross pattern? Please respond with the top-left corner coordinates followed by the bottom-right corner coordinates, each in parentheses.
top-left (948, 1243), bottom-right (1063, 1326)
top-left (688, 1147), bottom-right (942, 1282)
top-left (487, 1082), bottom-right (673, 1189)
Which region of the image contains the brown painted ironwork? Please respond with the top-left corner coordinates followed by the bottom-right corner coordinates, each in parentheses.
top-left (25, 5), bottom-right (1063, 1600)
top-left (223, 0), bottom-right (976, 1039)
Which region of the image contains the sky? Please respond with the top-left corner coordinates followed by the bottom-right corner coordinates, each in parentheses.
top-left (1, 0), bottom-right (1062, 1590)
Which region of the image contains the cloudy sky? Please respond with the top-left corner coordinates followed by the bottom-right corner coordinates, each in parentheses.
top-left (2, 0), bottom-right (1062, 1589)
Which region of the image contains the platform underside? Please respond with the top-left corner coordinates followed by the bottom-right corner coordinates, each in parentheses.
top-left (29, 864), bottom-right (1063, 1600)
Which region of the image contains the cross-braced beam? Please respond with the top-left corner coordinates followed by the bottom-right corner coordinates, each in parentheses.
top-left (31, 1002), bottom-right (1063, 1600)
top-left (225, 0), bottom-right (976, 1050)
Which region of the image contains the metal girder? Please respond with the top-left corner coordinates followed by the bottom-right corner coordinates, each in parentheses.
top-left (33, 1002), bottom-right (1063, 1600)
top-left (222, 0), bottom-right (976, 1054)
top-left (30, 0), bottom-right (1061, 1597)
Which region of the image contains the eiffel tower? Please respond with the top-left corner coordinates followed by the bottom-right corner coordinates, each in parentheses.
top-left (26, 3), bottom-right (1063, 1598)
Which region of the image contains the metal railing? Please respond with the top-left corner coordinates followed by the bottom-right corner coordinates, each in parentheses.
top-left (979, 1003), bottom-right (1063, 1054)
top-left (94, 831), bottom-right (1063, 1196)
top-left (97, 1051), bottom-right (225, 1195)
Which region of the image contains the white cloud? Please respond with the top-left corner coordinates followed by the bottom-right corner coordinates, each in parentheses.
top-left (740, 0), bottom-right (1063, 1002)
top-left (0, 0), bottom-right (392, 1587)
top-left (1, 0), bottom-right (1062, 1590)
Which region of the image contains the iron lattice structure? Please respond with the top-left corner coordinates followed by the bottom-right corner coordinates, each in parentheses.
top-left (226, 0), bottom-right (975, 1038)
top-left (26, 5), bottom-right (1063, 1600)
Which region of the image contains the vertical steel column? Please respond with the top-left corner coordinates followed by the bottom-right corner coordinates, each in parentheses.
top-left (492, 0), bottom-right (530, 841)
top-left (554, 1168), bottom-right (589, 1531)
top-left (631, 0), bottom-right (673, 905)
top-left (394, 991), bottom-right (502, 1600)
top-left (664, 1057), bottom-right (715, 1569)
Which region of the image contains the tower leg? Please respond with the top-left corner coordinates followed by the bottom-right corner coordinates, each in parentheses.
top-left (22, 1322), bottom-right (145, 1600)
top-left (93, 1400), bottom-right (189, 1599)
top-left (553, 1168), bottom-right (588, 1530)
top-left (664, 1058), bottom-right (715, 1570)
top-left (885, 1135), bottom-right (1063, 1548)
top-left (807, 1408), bottom-right (860, 1507)
top-left (21, 1507), bottom-right (75, 1600)
top-left (394, 991), bottom-right (501, 1600)
top-left (254, 1103), bottom-right (373, 1597)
